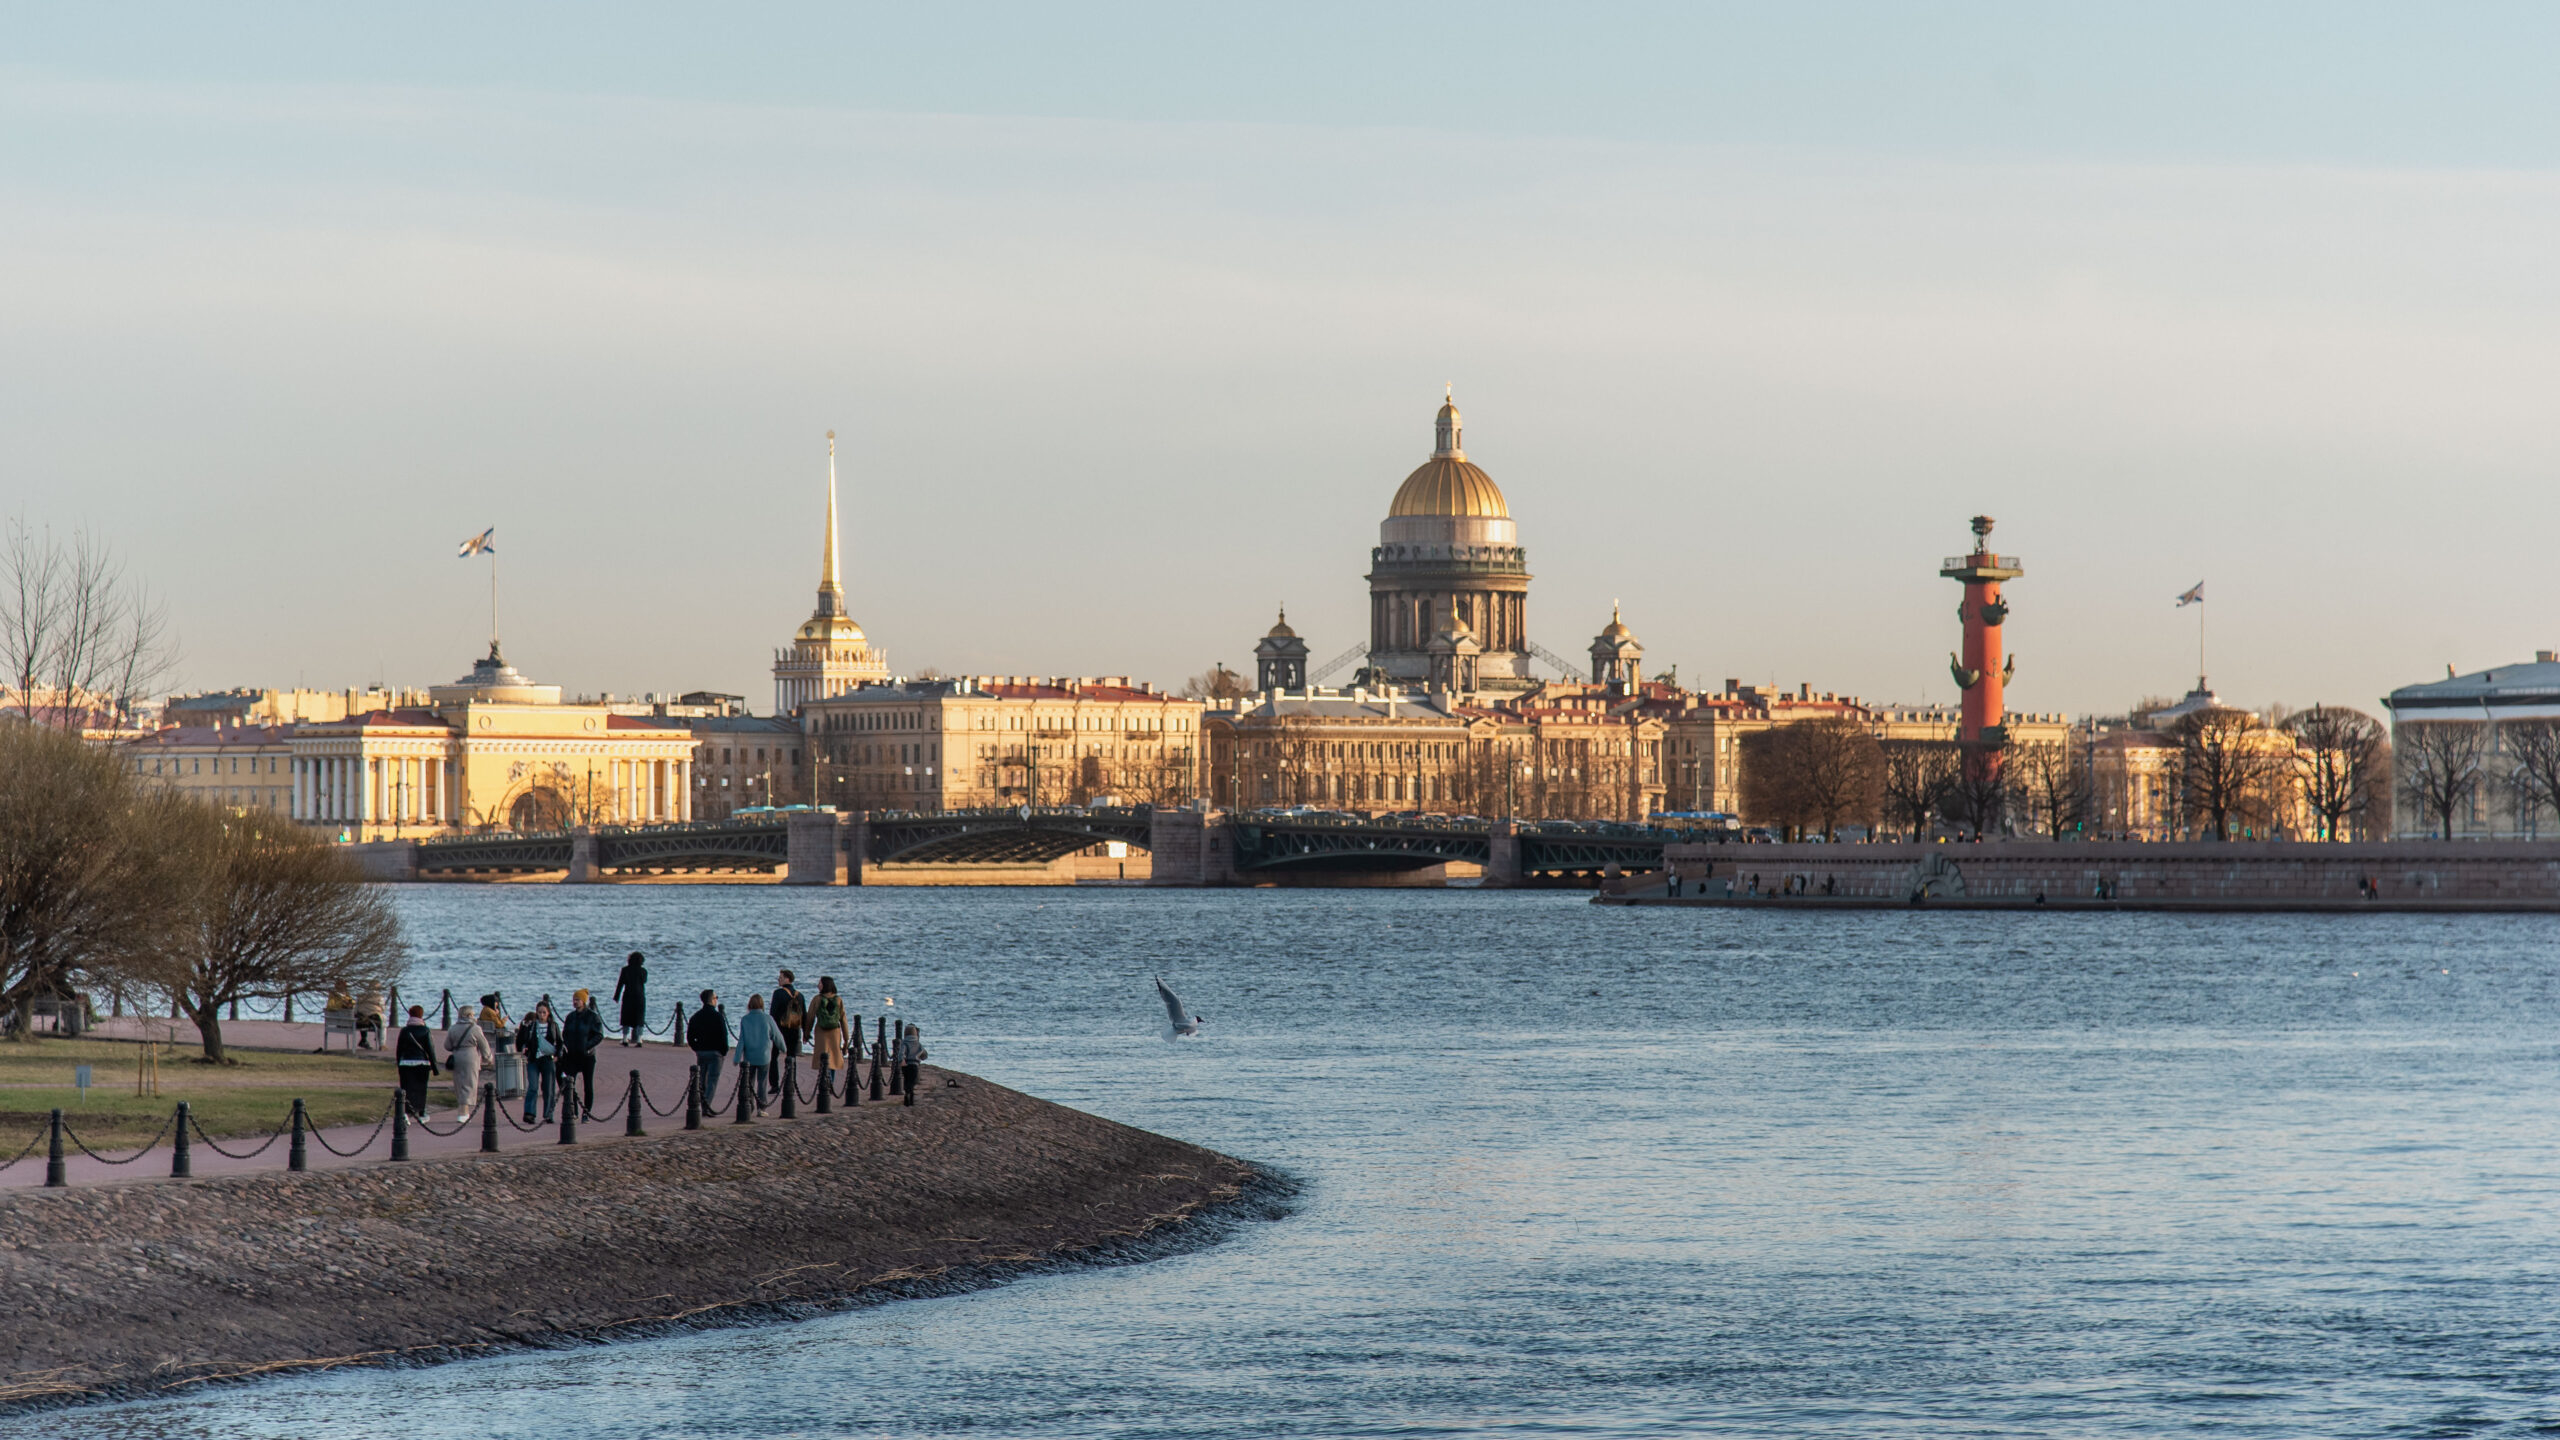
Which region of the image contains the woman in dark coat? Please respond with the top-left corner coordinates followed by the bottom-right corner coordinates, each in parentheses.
top-left (612, 951), bottom-right (649, 1047)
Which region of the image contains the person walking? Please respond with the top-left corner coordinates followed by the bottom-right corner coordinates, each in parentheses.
top-left (356, 988), bottom-right (387, 1050)
top-left (896, 1021), bottom-right (926, 1107)
top-left (447, 1004), bottom-right (495, 1121)
top-left (516, 1000), bottom-right (562, 1124)
top-left (735, 994), bottom-right (781, 1114)
top-left (687, 989), bottom-right (731, 1109)
top-left (768, 969), bottom-right (806, 1100)
top-left (809, 977), bottom-right (848, 1093)
top-left (614, 951), bottom-right (649, 1047)
top-left (560, 988), bottom-right (604, 1119)
top-left (395, 1004), bottom-right (439, 1117)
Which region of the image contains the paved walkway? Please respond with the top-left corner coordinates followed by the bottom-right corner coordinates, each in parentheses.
top-left (3, 1019), bottom-right (898, 1188)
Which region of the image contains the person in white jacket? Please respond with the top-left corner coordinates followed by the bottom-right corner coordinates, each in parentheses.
top-left (447, 1006), bottom-right (496, 1121)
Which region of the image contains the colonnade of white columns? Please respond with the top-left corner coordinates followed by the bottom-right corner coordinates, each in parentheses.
top-left (291, 754), bottom-right (462, 827)
top-left (288, 751), bottom-right (692, 828)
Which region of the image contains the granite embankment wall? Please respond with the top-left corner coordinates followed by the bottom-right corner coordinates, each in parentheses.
top-left (1636, 839), bottom-right (2560, 909)
top-left (0, 1069), bottom-right (1268, 1408)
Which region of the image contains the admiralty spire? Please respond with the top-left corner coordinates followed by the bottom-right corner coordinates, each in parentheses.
top-left (773, 429), bottom-right (890, 715)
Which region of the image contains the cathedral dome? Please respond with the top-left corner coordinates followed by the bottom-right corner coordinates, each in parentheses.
top-left (1387, 390), bottom-right (1510, 520)
top-left (1390, 457), bottom-right (1509, 519)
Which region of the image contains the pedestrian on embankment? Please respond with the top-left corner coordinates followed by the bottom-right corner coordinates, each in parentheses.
top-left (516, 1000), bottom-right (562, 1124)
top-left (357, 989), bottom-right (386, 1050)
top-left (448, 1005), bottom-right (495, 1121)
top-left (736, 995), bottom-right (780, 1114)
top-left (810, 977), bottom-right (847, 1087)
top-left (614, 951), bottom-right (649, 1047)
top-left (561, 989), bottom-right (604, 1119)
top-left (897, 1022), bottom-right (926, 1106)
top-left (687, 990), bottom-right (731, 1105)
top-left (395, 1005), bottom-right (438, 1117)
top-left (769, 969), bottom-right (806, 1099)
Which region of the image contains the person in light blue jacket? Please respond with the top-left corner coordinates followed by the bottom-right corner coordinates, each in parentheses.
top-left (735, 993), bottom-right (781, 1114)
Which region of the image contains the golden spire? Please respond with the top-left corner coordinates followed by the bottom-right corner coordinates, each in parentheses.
top-left (819, 430), bottom-right (844, 610)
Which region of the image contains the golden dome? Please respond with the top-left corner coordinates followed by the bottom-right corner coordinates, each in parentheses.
top-left (1390, 457), bottom-right (1510, 519)
top-left (1390, 387), bottom-right (1510, 519)
top-left (798, 613), bottom-right (867, 644)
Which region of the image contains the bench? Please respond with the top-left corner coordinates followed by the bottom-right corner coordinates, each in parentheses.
top-left (320, 1006), bottom-right (358, 1052)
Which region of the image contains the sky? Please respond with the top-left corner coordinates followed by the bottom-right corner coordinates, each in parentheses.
top-left (5, 4), bottom-right (2558, 718)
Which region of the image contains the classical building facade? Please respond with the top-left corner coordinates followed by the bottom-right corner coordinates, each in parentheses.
top-left (128, 724), bottom-right (296, 814)
top-left (802, 676), bottom-right (1205, 811)
top-left (1366, 392), bottom-right (1534, 692)
top-left (2383, 651), bottom-right (2560, 837)
top-left (690, 714), bottom-right (808, 819)
top-left (280, 645), bottom-right (698, 839)
top-left (773, 431), bottom-right (891, 715)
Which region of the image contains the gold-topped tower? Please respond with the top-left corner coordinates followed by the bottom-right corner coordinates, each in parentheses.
top-left (774, 430), bottom-right (890, 715)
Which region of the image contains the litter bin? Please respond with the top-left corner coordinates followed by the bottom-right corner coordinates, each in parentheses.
top-left (491, 1049), bottom-right (525, 1101)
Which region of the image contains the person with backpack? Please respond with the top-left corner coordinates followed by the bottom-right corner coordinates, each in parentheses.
top-left (809, 977), bottom-right (848, 1094)
top-left (686, 989), bottom-right (731, 1109)
top-left (560, 988), bottom-right (605, 1120)
top-left (395, 1004), bottom-right (439, 1118)
top-left (515, 1000), bottom-right (563, 1124)
top-left (768, 969), bottom-right (807, 1100)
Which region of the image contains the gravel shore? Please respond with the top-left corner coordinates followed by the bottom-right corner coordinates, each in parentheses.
top-left (0, 1067), bottom-right (1269, 1409)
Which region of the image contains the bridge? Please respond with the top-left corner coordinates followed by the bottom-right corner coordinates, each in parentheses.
top-left (413, 816), bottom-right (794, 877)
top-left (375, 806), bottom-right (1729, 885)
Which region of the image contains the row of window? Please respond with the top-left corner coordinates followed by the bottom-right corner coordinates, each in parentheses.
top-left (135, 755), bottom-right (284, 775)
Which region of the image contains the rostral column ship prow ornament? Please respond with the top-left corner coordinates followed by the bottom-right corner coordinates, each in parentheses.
top-left (1940, 515), bottom-right (2023, 777)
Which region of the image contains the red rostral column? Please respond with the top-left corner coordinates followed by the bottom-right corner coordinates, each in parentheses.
top-left (1941, 515), bottom-right (2023, 780)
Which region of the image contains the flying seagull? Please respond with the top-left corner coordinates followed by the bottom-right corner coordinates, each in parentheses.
top-left (1155, 977), bottom-right (1204, 1039)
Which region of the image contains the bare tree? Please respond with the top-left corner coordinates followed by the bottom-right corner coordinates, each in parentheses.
top-left (2397, 720), bottom-right (2484, 840)
top-left (2502, 719), bottom-right (2560, 839)
top-left (137, 806), bottom-right (406, 1063)
top-left (2171, 707), bottom-right (2288, 840)
top-left (1181, 665), bottom-right (1251, 702)
top-left (1879, 740), bottom-right (1959, 840)
top-left (2005, 739), bottom-right (2088, 839)
top-left (1740, 718), bottom-right (1883, 840)
top-left (0, 724), bottom-right (193, 1029)
top-left (1943, 757), bottom-right (2009, 838)
top-left (2283, 705), bottom-right (2389, 841)
top-left (0, 519), bottom-right (175, 730)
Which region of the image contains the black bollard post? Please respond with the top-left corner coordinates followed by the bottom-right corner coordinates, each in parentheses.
top-left (290, 1098), bottom-right (308, 1172)
top-left (45, 1109), bottom-right (64, 1187)
top-left (781, 1057), bottom-right (798, 1120)
top-left (870, 1016), bottom-right (887, 1102)
top-left (626, 1070), bottom-right (645, 1137)
top-left (684, 1067), bottom-right (701, 1130)
top-left (480, 1085), bottom-right (499, 1153)
top-left (559, 1093), bottom-right (577, 1145)
top-left (734, 1063), bottom-right (754, 1124)
top-left (173, 1102), bottom-right (194, 1177)
top-left (672, 1001), bottom-right (686, 1047)
top-left (887, 1025), bottom-right (902, 1098)
top-left (847, 1015), bottom-right (861, 1106)
top-left (440, 988), bottom-right (453, 1029)
top-left (814, 1060), bottom-right (831, 1114)
top-left (390, 1094), bottom-right (409, 1161)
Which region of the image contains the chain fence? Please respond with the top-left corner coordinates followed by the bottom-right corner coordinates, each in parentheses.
top-left (60, 1109), bottom-right (179, 1165)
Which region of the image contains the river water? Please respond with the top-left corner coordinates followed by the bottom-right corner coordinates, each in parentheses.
top-left (38, 887), bottom-right (2560, 1438)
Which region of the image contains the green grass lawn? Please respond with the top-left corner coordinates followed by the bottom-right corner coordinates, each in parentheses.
top-left (0, 1036), bottom-right (403, 1148)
